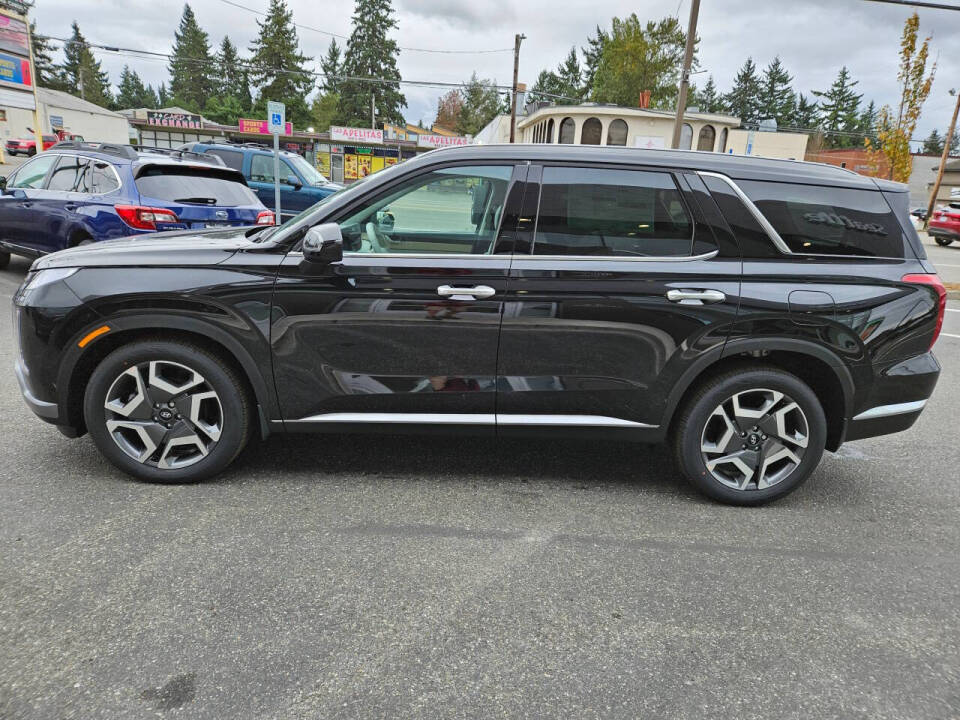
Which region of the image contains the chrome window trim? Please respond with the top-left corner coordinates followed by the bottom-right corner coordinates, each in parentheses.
top-left (287, 412), bottom-right (658, 428)
top-left (44, 152), bottom-right (124, 196)
top-left (697, 170), bottom-right (794, 255)
top-left (852, 400), bottom-right (927, 421)
top-left (285, 249), bottom-right (719, 263)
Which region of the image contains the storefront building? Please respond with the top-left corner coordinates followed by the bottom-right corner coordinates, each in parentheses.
top-left (122, 108), bottom-right (229, 148)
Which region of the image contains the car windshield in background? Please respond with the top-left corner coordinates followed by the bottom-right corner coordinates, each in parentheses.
top-left (287, 154), bottom-right (328, 185)
top-left (135, 166), bottom-right (259, 207)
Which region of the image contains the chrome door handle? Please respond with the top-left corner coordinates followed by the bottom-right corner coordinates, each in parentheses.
top-left (666, 289), bottom-right (726, 304)
top-left (437, 284), bottom-right (496, 301)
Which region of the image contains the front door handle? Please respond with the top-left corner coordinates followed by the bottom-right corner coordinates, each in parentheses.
top-left (437, 284), bottom-right (496, 301)
top-left (666, 288), bottom-right (726, 305)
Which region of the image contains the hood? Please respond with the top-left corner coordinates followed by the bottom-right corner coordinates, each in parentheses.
top-left (33, 227), bottom-right (261, 270)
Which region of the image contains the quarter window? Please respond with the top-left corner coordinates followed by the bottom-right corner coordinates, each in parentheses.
top-left (335, 165), bottom-right (513, 255)
top-left (533, 167), bottom-right (694, 257)
top-left (9, 154), bottom-right (57, 189)
top-left (89, 161), bottom-right (120, 194)
top-left (739, 180), bottom-right (905, 257)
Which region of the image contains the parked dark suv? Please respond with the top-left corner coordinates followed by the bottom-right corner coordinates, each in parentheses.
top-left (13, 145), bottom-right (945, 504)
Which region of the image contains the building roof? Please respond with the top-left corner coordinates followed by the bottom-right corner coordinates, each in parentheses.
top-left (413, 143), bottom-right (893, 190)
top-left (37, 87), bottom-right (126, 118)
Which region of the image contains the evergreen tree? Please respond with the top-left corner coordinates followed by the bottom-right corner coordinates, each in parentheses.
top-left (922, 128), bottom-right (944, 155)
top-left (204, 95), bottom-right (245, 125)
top-left (456, 73), bottom-right (502, 136)
top-left (813, 66), bottom-right (862, 148)
top-left (30, 22), bottom-right (68, 90)
top-left (339, 0), bottom-right (406, 126)
top-left (157, 82), bottom-right (170, 106)
top-left (529, 47), bottom-right (582, 103)
top-left (217, 36), bottom-right (252, 112)
top-left (319, 39), bottom-right (342, 95)
top-left (581, 25), bottom-right (608, 100)
top-left (758, 56), bottom-right (795, 126)
top-left (311, 92), bottom-right (340, 131)
top-left (724, 57), bottom-right (762, 124)
top-left (691, 75), bottom-right (725, 113)
top-left (248, 0), bottom-right (315, 128)
top-left (115, 65), bottom-right (158, 108)
top-left (790, 93), bottom-right (818, 128)
top-left (62, 22), bottom-right (112, 107)
top-left (168, 4), bottom-right (215, 112)
top-left (530, 69), bottom-right (562, 102)
top-left (857, 99), bottom-right (877, 138)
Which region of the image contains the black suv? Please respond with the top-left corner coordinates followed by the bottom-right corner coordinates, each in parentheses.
top-left (13, 145), bottom-right (945, 504)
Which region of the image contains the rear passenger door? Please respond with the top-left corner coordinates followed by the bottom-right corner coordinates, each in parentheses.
top-left (496, 164), bottom-right (742, 433)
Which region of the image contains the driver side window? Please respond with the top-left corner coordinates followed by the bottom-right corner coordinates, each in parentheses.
top-left (335, 165), bottom-right (513, 255)
top-left (10, 154), bottom-right (58, 189)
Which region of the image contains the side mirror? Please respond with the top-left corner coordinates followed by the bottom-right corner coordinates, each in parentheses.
top-left (376, 209), bottom-right (394, 232)
top-left (302, 223), bottom-right (343, 265)
top-left (286, 174), bottom-right (302, 189)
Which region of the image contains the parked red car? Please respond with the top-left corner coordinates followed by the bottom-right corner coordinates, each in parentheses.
top-left (4, 134), bottom-right (59, 156)
top-left (928, 204), bottom-right (960, 246)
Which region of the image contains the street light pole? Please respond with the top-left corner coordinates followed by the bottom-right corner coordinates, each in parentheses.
top-left (924, 89), bottom-right (960, 228)
top-left (671, 0), bottom-right (700, 149)
top-left (509, 33), bottom-right (526, 144)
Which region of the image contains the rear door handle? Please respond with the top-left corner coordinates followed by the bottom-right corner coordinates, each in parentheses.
top-left (437, 284), bottom-right (496, 301)
top-left (666, 289), bottom-right (726, 304)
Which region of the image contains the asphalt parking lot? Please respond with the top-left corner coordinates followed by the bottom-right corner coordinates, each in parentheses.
top-left (1, 248), bottom-right (959, 719)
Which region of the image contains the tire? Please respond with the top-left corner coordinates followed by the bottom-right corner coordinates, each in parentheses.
top-left (83, 339), bottom-right (252, 483)
top-left (0, 250), bottom-right (9, 269)
top-left (672, 365), bottom-right (826, 506)
top-left (27, 147), bottom-right (36, 157)
top-left (934, 237), bottom-right (954, 246)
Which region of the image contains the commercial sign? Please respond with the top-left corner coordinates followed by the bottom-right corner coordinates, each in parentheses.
top-left (416, 134), bottom-right (469, 149)
top-left (329, 126), bottom-right (383, 144)
top-left (633, 135), bottom-right (666, 150)
top-left (0, 51), bottom-right (31, 88)
top-left (147, 111), bottom-right (202, 129)
top-left (239, 117), bottom-right (292, 135)
top-left (0, 14), bottom-right (29, 57)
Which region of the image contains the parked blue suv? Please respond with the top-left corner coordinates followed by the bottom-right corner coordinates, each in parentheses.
top-left (179, 142), bottom-right (343, 222)
top-left (0, 142), bottom-right (273, 267)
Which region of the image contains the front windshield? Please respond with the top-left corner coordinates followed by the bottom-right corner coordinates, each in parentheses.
top-left (287, 154), bottom-right (329, 186)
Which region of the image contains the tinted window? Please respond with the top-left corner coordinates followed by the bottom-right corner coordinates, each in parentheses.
top-left (207, 149), bottom-right (243, 171)
top-left (533, 167), bottom-right (693, 257)
top-left (335, 165), bottom-right (513, 254)
top-left (740, 180), bottom-right (905, 257)
top-left (10, 155), bottom-right (57, 189)
top-left (89, 161), bottom-right (120, 194)
top-left (48, 156), bottom-right (89, 191)
top-left (135, 167), bottom-right (258, 206)
top-left (250, 154), bottom-right (297, 183)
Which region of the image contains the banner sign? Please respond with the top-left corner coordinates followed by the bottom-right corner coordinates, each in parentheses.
top-left (330, 126), bottom-right (383, 144)
top-left (0, 14), bottom-right (29, 57)
top-left (239, 117), bottom-right (292, 135)
top-left (0, 51), bottom-right (31, 88)
top-left (147, 111), bottom-right (202, 129)
top-left (416, 134), bottom-right (469, 149)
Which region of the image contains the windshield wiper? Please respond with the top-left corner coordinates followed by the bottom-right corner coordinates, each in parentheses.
top-left (174, 196), bottom-right (218, 205)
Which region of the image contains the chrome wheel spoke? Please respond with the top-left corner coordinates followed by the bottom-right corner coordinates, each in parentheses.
top-left (103, 359), bottom-right (222, 470)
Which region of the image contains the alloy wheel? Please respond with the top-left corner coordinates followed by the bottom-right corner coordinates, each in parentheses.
top-left (103, 360), bottom-right (223, 470)
top-left (700, 388), bottom-right (809, 491)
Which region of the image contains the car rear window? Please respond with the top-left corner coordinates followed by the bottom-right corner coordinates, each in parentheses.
top-left (135, 166), bottom-right (257, 206)
top-left (739, 180), bottom-right (905, 257)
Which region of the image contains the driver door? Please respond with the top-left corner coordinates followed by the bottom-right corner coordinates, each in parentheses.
top-left (270, 163), bottom-right (527, 431)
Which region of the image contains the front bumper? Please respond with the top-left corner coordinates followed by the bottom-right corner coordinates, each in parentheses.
top-left (928, 224), bottom-right (960, 240)
top-left (14, 356), bottom-right (59, 422)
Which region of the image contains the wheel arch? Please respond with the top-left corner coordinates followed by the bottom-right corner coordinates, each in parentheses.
top-left (58, 314), bottom-right (277, 438)
top-left (662, 338), bottom-right (855, 452)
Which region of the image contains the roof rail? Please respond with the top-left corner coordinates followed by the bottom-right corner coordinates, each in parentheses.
top-left (48, 141), bottom-right (138, 160)
top-left (131, 145), bottom-right (226, 167)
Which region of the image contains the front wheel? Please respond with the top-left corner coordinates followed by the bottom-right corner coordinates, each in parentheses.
top-left (673, 366), bottom-right (826, 505)
top-left (934, 237), bottom-right (954, 246)
top-left (83, 340), bottom-right (252, 483)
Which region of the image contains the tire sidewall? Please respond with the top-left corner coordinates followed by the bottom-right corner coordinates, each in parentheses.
top-left (83, 341), bottom-right (248, 483)
top-left (677, 369), bottom-right (827, 505)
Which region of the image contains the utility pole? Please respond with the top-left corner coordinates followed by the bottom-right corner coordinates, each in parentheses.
top-left (671, 0), bottom-right (700, 149)
top-left (78, 65), bottom-right (85, 101)
top-left (924, 88), bottom-right (960, 228)
top-left (509, 33), bottom-right (526, 143)
top-left (370, 92), bottom-right (375, 130)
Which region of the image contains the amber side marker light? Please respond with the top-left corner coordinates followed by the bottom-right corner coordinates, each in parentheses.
top-left (78, 325), bottom-right (111, 348)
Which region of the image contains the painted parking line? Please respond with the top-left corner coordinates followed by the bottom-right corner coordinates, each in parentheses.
top-left (941, 332), bottom-right (960, 339)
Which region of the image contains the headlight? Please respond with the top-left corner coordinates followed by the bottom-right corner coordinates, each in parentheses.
top-left (15, 267), bottom-right (79, 305)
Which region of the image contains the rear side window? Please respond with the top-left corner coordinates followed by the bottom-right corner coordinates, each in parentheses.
top-left (89, 161), bottom-right (120, 194)
top-left (207, 149), bottom-right (243, 172)
top-left (533, 167), bottom-right (693, 257)
top-left (740, 180), bottom-right (905, 257)
top-left (48, 156), bottom-right (89, 191)
top-left (135, 166), bottom-right (258, 207)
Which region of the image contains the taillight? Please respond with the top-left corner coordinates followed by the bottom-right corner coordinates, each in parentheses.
top-left (902, 273), bottom-right (947, 349)
top-left (115, 205), bottom-right (179, 230)
top-left (255, 210), bottom-right (275, 226)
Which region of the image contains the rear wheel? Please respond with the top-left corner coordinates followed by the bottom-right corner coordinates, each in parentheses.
top-left (934, 237), bottom-right (954, 246)
top-left (27, 147), bottom-right (36, 156)
top-left (83, 340), bottom-right (251, 483)
top-left (673, 366), bottom-right (826, 505)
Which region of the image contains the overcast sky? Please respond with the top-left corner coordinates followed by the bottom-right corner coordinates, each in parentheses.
top-left (29, 0), bottom-right (960, 141)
